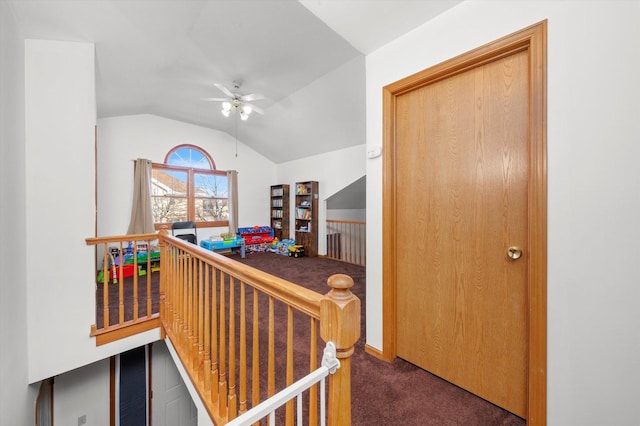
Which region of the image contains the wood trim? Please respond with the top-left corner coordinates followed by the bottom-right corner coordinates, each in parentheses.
top-left (91, 316), bottom-right (162, 346)
top-left (382, 21), bottom-right (547, 424)
top-left (364, 344), bottom-right (383, 360)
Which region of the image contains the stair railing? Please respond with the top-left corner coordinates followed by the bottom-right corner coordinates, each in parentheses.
top-left (159, 228), bottom-right (360, 426)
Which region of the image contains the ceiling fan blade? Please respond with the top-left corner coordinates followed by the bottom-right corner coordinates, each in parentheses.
top-left (240, 93), bottom-right (264, 102)
top-left (214, 83), bottom-right (234, 98)
top-left (200, 97), bottom-right (229, 102)
top-left (244, 103), bottom-right (264, 115)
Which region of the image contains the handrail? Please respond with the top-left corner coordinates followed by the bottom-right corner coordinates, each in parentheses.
top-left (85, 229), bottom-right (360, 425)
top-left (159, 228), bottom-right (360, 425)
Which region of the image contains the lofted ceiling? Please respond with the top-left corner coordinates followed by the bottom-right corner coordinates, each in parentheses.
top-left (7, 0), bottom-right (462, 164)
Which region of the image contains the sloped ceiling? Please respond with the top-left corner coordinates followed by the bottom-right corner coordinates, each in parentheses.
top-left (7, 0), bottom-right (462, 163)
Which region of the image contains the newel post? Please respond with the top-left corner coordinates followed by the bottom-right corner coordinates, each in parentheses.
top-left (320, 274), bottom-right (361, 426)
top-left (158, 227), bottom-right (169, 338)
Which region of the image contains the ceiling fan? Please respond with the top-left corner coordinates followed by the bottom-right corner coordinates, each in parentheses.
top-left (201, 81), bottom-right (265, 120)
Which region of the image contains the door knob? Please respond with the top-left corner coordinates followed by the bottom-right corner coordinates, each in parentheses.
top-left (507, 246), bottom-right (523, 260)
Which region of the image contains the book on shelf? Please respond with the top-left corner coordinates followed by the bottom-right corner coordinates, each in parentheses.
top-left (295, 207), bottom-right (311, 220)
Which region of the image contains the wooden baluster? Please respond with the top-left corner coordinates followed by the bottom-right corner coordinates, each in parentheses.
top-left (190, 255), bottom-right (198, 370)
top-left (228, 277), bottom-right (237, 419)
top-left (159, 230), bottom-right (168, 335)
top-left (268, 296), bottom-right (275, 398)
top-left (118, 241), bottom-right (125, 325)
top-left (144, 240), bottom-right (151, 318)
top-left (218, 270), bottom-right (228, 417)
top-left (211, 267), bottom-right (219, 405)
top-left (132, 241), bottom-right (139, 321)
top-left (239, 281), bottom-right (247, 415)
top-left (179, 247), bottom-right (185, 347)
top-left (102, 243), bottom-right (110, 329)
top-left (308, 317), bottom-right (318, 426)
top-left (172, 246), bottom-right (179, 331)
top-left (203, 264), bottom-right (211, 393)
top-left (251, 288), bottom-right (260, 426)
top-left (320, 274), bottom-right (361, 426)
top-left (170, 246), bottom-right (178, 335)
top-left (182, 249), bottom-right (189, 353)
top-left (184, 254), bottom-right (195, 369)
top-left (198, 259), bottom-right (205, 381)
top-left (285, 306), bottom-right (294, 426)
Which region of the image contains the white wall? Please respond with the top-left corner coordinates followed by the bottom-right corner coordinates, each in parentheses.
top-left (25, 40), bottom-right (163, 383)
top-left (365, 1), bottom-right (640, 424)
top-left (0, 3), bottom-right (38, 424)
top-left (326, 209), bottom-right (365, 222)
top-left (277, 144), bottom-right (366, 254)
top-left (97, 114), bottom-right (276, 241)
top-left (54, 358), bottom-right (110, 426)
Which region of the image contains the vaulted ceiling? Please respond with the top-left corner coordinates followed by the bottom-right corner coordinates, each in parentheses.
top-left (7, 0), bottom-right (462, 163)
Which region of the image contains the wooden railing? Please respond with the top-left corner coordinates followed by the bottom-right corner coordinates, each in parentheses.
top-left (86, 233), bottom-right (162, 345)
top-left (86, 230), bottom-right (361, 425)
top-left (160, 229), bottom-right (360, 425)
top-left (325, 220), bottom-right (366, 266)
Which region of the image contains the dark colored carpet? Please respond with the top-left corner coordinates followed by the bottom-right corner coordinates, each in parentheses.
top-left (95, 271), bottom-right (160, 328)
top-left (231, 252), bottom-right (525, 426)
top-left (95, 252), bottom-right (525, 425)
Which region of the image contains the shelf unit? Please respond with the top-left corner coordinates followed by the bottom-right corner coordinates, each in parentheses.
top-left (270, 184), bottom-right (290, 241)
top-left (294, 181), bottom-right (319, 257)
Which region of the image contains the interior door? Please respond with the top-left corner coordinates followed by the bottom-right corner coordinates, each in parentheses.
top-left (151, 341), bottom-right (197, 426)
top-left (393, 49), bottom-right (530, 417)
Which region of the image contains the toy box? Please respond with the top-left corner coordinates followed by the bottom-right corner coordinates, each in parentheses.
top-left (200, 237), bottom-right (246, 258)
top-left (238, 226), bottom-right (275, 245)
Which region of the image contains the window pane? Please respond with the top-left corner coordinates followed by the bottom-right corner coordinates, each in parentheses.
top-left (196, 198), bottom-right (228, 222)
top-left (195, 173), bottom-right (227, 198)
top-left (151, 169), bottom-right (188, 223)
top-left (167, 147), bottom-right (212, 170)
top-left (152, 196), bottom-right (188, 223)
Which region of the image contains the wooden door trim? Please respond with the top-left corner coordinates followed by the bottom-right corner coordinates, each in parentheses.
top-left (382, 21), bottom-right (547, 424)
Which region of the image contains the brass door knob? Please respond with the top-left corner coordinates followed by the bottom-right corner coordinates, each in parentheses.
top-left (507, 246), bottom-right (523, 260)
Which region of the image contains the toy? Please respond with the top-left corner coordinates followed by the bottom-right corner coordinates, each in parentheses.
top-left (288, 245), bottom-right (305, 258)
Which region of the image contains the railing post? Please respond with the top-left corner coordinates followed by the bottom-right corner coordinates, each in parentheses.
top-left (159, 227), bottom-right (169, 338)
top-left (320, 274), bottom-right (361, 426)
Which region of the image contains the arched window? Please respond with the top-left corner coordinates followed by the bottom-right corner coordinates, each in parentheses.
top-left (151, 144), bottom-right (228, 227)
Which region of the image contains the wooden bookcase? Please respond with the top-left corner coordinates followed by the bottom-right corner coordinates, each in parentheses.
top-left (294, 181), bottom-right (319, 257)
top-left (270, 184), bottom-right (290, 241)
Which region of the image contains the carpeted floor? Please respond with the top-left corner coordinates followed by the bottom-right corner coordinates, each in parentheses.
top-left (231, 252), bottom-right (525, 426)
top-left (95, 251), bottom-right (525, 425)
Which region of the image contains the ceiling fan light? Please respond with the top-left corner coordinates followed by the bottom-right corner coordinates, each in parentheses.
top-left (240, 111), bottom-right (249, 121)
top-left (221, 109), bottom-right (230, 117)
top-left (222, 102), bottom-right (232, 111)
top-left (242, 105), bottom-right (252, 115)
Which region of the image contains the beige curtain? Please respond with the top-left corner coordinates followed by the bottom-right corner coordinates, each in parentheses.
top-left (127, 158), bottom-right (155, 234)
top-left (227, 170), bottom-right (239, 235)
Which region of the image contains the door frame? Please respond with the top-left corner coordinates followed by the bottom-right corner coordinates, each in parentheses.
top-left (382, 21), bottom-right (547, 424)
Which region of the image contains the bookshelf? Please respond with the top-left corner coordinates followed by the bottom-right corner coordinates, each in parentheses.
top-left (294, 181), bottom-right (319, 257)
top-left (270, 184), bottom-right (290, 241)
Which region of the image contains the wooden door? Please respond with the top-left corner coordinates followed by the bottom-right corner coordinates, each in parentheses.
top-left (382, 23), bottom-right (547, 421)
